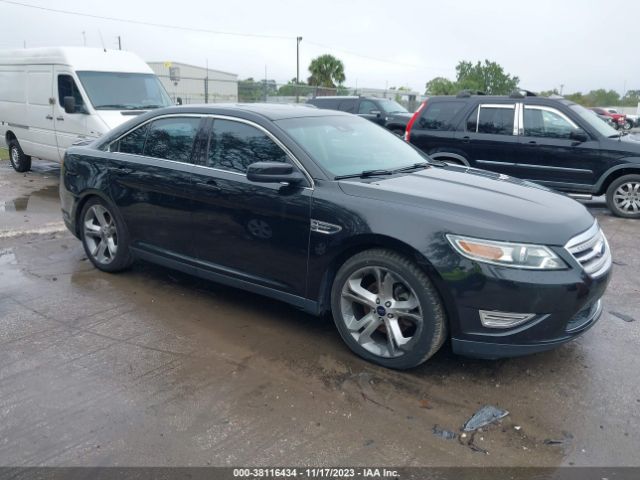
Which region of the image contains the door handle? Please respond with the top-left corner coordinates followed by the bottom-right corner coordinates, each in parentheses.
top-left (461, 135), bottom-right (471, 143)
top-left (45, 115), bottom-right (53, 120)
top-left (528, 140), bottom-right (537, 145)
top-left (196, 180), bottom-right (220, 191)
top-left (56, 116), bottom-right (64, 121)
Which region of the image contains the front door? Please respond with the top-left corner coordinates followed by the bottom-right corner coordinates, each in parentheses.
top-left (515, 105), bottom-right (601, 189)
top-left (358, 99), bottom-right (385, 126)
top-left (190, 118), bottom-right (311, 297)
top-left (107, 115), bottom-right (204, 258)
top-left (53, 69), bottom-right (89, 161)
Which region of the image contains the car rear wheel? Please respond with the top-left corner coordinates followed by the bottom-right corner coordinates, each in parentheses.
top-left (623, 120), bottom-right (633, 131)
top-left (8, 139), bottom-right (31, 173)
top-left (80, 197), bottom-right (133, 272)
top-left (606, 174), bottom-right (640, 218)
top-left (331, 249), bottom-right (447, 369)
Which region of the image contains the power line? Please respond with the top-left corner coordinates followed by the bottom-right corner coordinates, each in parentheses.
top-left (0, 0), bottom-right (449, 72)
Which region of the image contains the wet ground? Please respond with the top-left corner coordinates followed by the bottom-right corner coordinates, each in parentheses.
top-left (0, 158), bottom-right (638, 467)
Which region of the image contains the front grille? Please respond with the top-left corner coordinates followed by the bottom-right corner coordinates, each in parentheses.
top-left (565, 222), bottom-right (612, 277)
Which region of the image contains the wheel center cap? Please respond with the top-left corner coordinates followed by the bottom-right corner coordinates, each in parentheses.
top-left (376, 306), bottom-right (387, 316)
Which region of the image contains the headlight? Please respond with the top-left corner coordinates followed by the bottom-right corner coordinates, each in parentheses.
top-left (446, 234), bottom-right (567, 270)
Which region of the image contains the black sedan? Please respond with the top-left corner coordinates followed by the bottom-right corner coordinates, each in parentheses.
top-left (60, 104), bottom-right (612, 369)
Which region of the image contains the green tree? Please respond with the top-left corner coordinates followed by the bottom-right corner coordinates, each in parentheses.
top-left (583, 89), bottom-right (620, 107)
top-left (455, 60), bottom-right (519, 95)
top-left (538, 88), bottom-right (559, 97)
top-left (622, 90), bottom-right (640, 107)
top-left (425, 77), bottom-right (456, 95)
top-left (564, 92), bottom-right (585, 105)
top-left (307, 54), bottom-right (346, 88)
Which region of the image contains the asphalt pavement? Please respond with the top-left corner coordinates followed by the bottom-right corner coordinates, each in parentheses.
top-left (0, 159), bottom-right (638, 467)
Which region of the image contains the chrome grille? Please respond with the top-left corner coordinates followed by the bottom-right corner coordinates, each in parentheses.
top-left (565, 222), bottom-right (612, 277)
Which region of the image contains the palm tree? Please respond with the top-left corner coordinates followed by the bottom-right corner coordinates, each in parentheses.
top-left (307, 54), bottom-right (346, 88)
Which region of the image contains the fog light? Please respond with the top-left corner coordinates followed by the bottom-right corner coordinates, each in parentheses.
top-left (479, 310), bottom-right (536, 329)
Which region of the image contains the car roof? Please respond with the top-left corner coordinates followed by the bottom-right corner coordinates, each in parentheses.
top-left (427, 95), bottom-right (576, 107)
top-left (152, 103), bottom-right (350, 120)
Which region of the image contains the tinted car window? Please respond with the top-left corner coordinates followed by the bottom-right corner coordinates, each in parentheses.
top-left (524, 108), bottom-right (575, 139)
top-left (143, 117), bottom-right (200, 163)
top-left (417, 101), bottom-right (466, 130)
top-left (358, 100), bottom-right (378, 114)
top-left (116, 124), bottom-right (149, 155)
top-left (310, 98), bottom-right (340, 109)
top-left (57, 74), bottom-right (85, 109)
top-left (207, 119), bottom-right (289, 173)
top-left (338, 100), bottom-right (356, 113)
top-left (472, 106), bottom-right (514, 135)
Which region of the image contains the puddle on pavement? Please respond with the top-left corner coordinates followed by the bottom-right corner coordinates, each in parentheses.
top-left (0, 185), bottom-right (59, 214)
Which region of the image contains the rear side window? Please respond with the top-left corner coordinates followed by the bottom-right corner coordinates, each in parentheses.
top-left (310, 98), bottom-right (340, 110)
top-left (143, 117), bottom-right (201, 163)
top-left (207, 119), bottom-right (289, 174)
top-left (338, 100), bottom-right (356, 113)
top-left (116, 124), bottom-right (149, 155)
top-left (417, 101), bottom-right (466, 130)
top-left (467, 105), bottom-right (515, 135)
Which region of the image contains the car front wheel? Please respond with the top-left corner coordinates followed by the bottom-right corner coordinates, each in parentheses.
top-left (331, 249), bottom-right (447, 369)
top-left (606, 174), bottom-right (640, 218)
top-left (80, 197), bottom-right (133, 272)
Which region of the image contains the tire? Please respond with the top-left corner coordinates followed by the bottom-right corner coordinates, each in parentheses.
top-left (623, 120), bottom-right (632, 131)
top-left (8, 139), bottom-right (31, 173)
top-left (605, 174), bottom-right (640, 218)
top-left (330, 248), bottom-right (447, 369)
top-left (80, 197), bottom-right (134, 272)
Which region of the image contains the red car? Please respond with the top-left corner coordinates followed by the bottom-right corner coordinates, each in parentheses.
top-left (590, 107), bottom-right (629, 129)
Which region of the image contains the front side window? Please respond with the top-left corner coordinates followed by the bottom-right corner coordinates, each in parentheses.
top-left (417, 101), bottom-right (466, 130)
top-left (207, 120), bottom-right (289, 173)
top-left (57, 74), bottom-right (85, 109)
top-left (467, 105), bottom-right (514, 135)
top-left (358, 100), bottom-right (378, 114)
top-left (523, 108), bottom-right (575, 139)
top-left (143, 117), bottom-right (201, 163)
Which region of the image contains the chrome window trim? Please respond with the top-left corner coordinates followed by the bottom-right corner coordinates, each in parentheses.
top-left (108, 113), bottom-right (315, 189)
top-left (475, 103), bottom-right (517, 136)
top-left (522, 105), bottom-right (579, 130)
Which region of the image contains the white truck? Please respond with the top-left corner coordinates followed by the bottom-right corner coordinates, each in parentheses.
top-left (0, 47), bottom-right (172, 172)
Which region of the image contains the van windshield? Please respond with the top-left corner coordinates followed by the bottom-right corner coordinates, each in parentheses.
top-left (77, 71), bottom-right (172, 110)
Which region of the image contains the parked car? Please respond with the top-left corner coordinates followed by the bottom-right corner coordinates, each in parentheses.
top-left (306, 96), bottom-right (412, 134)
top-left (61, 104), bottom-right (611, 369)
top-left (405, 92), bottom-right (640, 218)
top-left (603, 107), bottom-right (638, 129)
top-left (0, 47), bottom-right (172, 173)
top-left (590, 109), bottom-right (616, 127)
top-left (590, 107), bottom-right (629, 130)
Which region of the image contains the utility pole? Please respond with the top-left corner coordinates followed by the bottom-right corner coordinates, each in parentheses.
top-left (204, 59), bottom-right (209, 104)
top-left (296, 36), bottom-right (302, 103)
top-left (559, 84), bottom-right (564, 95)
top-left (117, 36), bottom-right (122, 50)
top-left (82, 31), bottom-right (86, 46)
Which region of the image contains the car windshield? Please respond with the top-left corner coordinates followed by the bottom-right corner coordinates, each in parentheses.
top-left (77, 71), bottom-right (172, 110)
top-left (277, 115), bottom-right (427, 177)
top-left (570, 104), bottom-right (618, 137)
top-left (377, 99), bottom-right (408, 114)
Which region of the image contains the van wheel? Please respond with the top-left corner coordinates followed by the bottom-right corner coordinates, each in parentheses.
top-left (8, 139), bottom-right (31, 173)
top-left (606, 174), bottom-right (640, 218)
top-left (331, 249), bottom-right (447, 369)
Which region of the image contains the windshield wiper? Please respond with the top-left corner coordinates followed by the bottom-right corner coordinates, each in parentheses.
top-left (334, 169), bottom-right (395, 180)
top-left (394, 162), bottom-right (430, 172)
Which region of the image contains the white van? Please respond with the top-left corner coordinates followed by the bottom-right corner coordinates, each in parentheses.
top-left (0, 47), bottom-right (172, 172)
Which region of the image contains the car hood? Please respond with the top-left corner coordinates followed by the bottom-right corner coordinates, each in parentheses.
top-left (600, 133), bottom-right (640, 153)
top-left (338, 165), bottom-right (594, 246)
top-left (96, 109), bottom-right (150, 131)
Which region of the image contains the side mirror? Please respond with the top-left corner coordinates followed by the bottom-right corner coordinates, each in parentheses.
top-left (63, 96), bottom-right (76, 114)
top-left (246, 161), bottom-right (305, 185)
top-left (569, 129), bottom-right (588, 143)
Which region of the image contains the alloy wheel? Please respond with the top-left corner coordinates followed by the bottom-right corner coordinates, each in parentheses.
top-left (340, 266), bottom-right (423, 358)
top-left (613, 181), bottom-right (640, 213)
top-left (83, 204), bottom-right (118, 264)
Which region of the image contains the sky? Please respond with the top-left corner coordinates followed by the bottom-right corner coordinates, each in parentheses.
top-left (0, 0), bottom-right (637, 94)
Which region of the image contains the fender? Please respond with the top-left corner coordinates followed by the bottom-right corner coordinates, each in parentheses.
top-left (595, 159), bottom-right (640, 191)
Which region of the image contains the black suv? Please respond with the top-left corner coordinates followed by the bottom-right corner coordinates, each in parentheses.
top-left (307, 96), bottom-right (412, 134)
top-left (405, 92), bottom-right (640, 218)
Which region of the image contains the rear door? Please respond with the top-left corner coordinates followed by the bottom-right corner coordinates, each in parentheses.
top-left (408, 100), bottom-right (468, 160)
top-left (108, 115), bottom-right (205, 258)
top-left (515, 105), bottom-right (600, 188)
top-left (23, 66), bottom-right (58, 161)
top-left (457, 102), bottom-right (520, 175)
top-left (53, 68), bottom-right (89, 161)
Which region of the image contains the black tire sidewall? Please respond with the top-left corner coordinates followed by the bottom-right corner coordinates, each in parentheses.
top-left (8, 140), bottom-right (31, 173)
top-left (331, 250), bottom-right (445, 369)
top-left (606, 174), bottom-right (640, 218)
top-left (80, 197), bottom-right (133, 272)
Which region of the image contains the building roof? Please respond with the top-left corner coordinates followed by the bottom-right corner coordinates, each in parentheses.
top-left (147, 60), bottom-right (238, 78)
